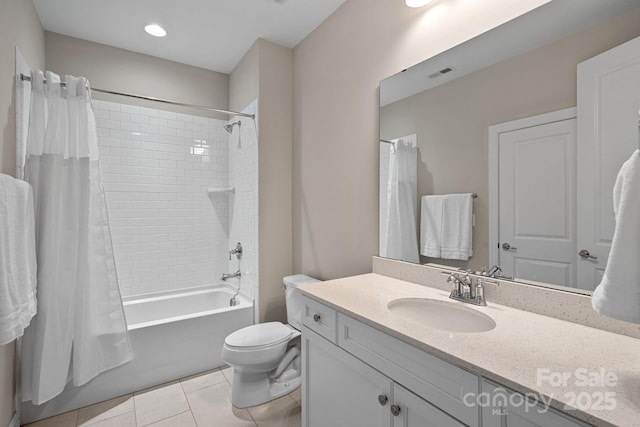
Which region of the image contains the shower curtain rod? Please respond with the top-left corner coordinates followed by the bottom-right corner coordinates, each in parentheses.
top-left (19, 73), bottom-right (255, 119)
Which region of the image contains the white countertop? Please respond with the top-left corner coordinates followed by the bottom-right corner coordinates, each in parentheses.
top-left (299, 273), bottom-right (640, 427)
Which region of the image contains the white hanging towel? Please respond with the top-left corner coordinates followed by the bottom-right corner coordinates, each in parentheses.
top-left (592, 150), bottom-right (640, 323)
top-left (420, 193), bottom-right (473, 260)
top-left (0, 173), bottom-right (37, 345)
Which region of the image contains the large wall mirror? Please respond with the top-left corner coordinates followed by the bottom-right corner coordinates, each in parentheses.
top-left (379, 0), bottom-right (640, 293)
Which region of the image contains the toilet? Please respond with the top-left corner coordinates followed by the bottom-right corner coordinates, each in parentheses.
top-left (221, 274), bottom-right (320, 408)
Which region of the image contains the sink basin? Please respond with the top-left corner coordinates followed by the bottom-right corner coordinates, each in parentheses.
top-left (387, 298), bottom-right (496, 333)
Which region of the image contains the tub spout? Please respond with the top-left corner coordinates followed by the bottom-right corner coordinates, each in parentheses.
top-left (221, 270), bottom-right (241, 281)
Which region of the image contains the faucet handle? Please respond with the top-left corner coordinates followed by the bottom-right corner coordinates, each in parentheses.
top-left (475, 283), bottom-right (486, 306)
top-left (447, 274), bottom-right (461, 296)
top-left (229, 242), bottom-right (243, 260)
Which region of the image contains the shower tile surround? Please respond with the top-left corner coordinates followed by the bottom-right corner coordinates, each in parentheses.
top-left (95, 100), bottom-right (258, 299)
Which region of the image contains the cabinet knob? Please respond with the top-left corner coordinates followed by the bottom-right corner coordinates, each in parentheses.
top-left (377, 395), bottom-right (388, 406)
top-left (390, 405), bottom-right (401, 416)
top-left (312, 313), bottom-right (321, 322)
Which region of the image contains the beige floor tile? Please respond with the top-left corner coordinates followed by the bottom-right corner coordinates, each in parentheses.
top-left (221, 366), bottom-right (234, 384)
top-left (247, 395), bottom-right (301, 427)
top-left (77, 394), bottom-right (134, 426)
top-left (186, 382), bottom-right (256, 427)
top-left (288, 387), bottom-right (301, 406)
top-left (145, 411), bottom-right (196, 427)
top-left (22, 411), bottom-right (78, 427)
top-left (180, 369), bottom-right (227, 394)
top-left (134, 381), bottom-right (190, 426)
top-left (79, 412), bottom-right (136, 427)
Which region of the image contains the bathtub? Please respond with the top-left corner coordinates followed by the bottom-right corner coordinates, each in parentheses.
top-left (22, 284), bottom-right (253, 423)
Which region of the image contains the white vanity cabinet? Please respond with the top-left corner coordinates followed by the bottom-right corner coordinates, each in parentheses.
top-left (302, 325), bottom-right (464, 427)
top-left (302, 296), bottom-right (471, 427)
top-left (301, 295), bottom-right (593, 427)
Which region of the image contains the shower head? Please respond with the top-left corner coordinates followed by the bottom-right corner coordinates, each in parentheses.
top-left (224, 121), bottom-right (241, 134)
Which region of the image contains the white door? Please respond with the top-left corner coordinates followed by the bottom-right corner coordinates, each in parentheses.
top-left (576, 35), bottom-right (640, 291)
top-left (498, 118), bottom-right (577, 287)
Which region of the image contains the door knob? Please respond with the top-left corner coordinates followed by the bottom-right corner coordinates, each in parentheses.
top-left (391, 405), bottom-right (401, 416)
top-left (579, 249), bottom-right (598, 260)
top-left (502, 242), bottom-right (517, 251)
top-left (377, 395), bottom-right (388, 406)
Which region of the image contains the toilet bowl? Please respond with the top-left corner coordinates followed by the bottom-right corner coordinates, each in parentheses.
top-left (221, 274), bottom-right (320, 408)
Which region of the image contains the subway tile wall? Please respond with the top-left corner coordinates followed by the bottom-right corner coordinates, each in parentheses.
top-left (94, 100), bottom-right (257, 298)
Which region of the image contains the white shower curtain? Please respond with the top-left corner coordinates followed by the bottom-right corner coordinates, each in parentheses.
top-left (381, 137), bottom-right (420, 263)
top-left (21, 71), bottom-right (132, 405)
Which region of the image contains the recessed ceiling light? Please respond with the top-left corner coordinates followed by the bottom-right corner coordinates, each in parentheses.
top-left (405, 0), bottom-right (433, 7)
top-left (144, 24), bottom-right (167, 37)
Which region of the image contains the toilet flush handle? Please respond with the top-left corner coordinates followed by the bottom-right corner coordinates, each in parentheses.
top-left (312, 313), bottom-right (321, 322)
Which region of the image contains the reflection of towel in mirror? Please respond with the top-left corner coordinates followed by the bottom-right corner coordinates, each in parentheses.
top-left (420, 193), bottom-right (473, 260)
top-left (0, 173), bottom-right (37, 344)
top-left (592, 150), bottom-right (640, 324)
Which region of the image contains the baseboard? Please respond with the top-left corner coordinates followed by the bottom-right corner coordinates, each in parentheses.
top-left (8, 412), bottom-right (19, 427)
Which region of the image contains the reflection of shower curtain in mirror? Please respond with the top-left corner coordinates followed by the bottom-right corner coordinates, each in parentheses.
top-left (382, 136), bottom-right (419, 263)
top-left (20, 71), bottom-right (133, 405)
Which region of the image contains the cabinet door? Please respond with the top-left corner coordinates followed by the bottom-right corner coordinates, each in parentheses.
top-left (482, 380), bottom-right (588, 427)
top-left (392, 384), bottom-right (466, 427)
top-left (302, 326), bottom-right (392, 427)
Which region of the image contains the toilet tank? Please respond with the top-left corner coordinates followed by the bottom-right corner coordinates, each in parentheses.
top-left (284, 274), bottom-right (320, 330)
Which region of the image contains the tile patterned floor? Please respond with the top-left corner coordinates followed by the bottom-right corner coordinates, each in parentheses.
top-left (23, 367), bottom-right (302, 427)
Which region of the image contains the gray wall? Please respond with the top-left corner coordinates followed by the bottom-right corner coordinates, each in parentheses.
top-left (291, 0), bottom-right (550, 280)
top-left (45, 32), bottom-right (229, 117)
top-left (380, 8), bottom-right (640, 271)
top-left (0, 1), bottom-right (45, 424)
top-left (230, 39), bottom-right (294, 323)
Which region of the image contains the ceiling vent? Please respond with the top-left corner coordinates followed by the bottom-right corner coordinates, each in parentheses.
top-left (428, 67), bottom-right (454, 79)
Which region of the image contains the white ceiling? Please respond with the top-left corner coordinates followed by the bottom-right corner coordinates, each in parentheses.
top-left (32, 0), bottom-right (347, 74)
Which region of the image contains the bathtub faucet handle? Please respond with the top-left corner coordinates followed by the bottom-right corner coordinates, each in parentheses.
top-left (229, 242), bottom-right (243, 261)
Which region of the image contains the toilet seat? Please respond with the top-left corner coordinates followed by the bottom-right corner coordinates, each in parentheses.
top-left (224, 322), bottom-right (293, 350)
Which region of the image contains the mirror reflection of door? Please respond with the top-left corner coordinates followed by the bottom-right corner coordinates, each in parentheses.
top-left (495, 113), bottom-right (577, 287)
top-left (493, 34), bottom-right (640, 291)
top-left (576, 35), bottom-right (640, 291)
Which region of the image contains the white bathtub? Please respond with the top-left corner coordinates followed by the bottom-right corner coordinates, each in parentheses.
top-left (22, 284), bottom-right (253, 423)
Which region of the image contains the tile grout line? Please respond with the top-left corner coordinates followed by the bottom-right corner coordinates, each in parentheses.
top-left (244, 404), bottom-right (259, 427)
top-left (135, 381), bottom-right (191, 427)
top-left (178, 373), bottom-right (197, 426)
top-left (132, 392), bottom-right (138, 427)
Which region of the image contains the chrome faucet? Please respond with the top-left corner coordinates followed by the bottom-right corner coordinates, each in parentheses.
top-left (446, 272), bottom-right (487, 306)
top-left (229, 242), bottom-right (243, 260)
top-left (221, 269), bottom-right (241, 281)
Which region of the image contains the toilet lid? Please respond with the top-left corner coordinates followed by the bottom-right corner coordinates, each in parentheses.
top-left (225, 322), bottom-right (293, 349)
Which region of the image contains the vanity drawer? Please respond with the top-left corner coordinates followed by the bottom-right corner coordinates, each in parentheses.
top-left (302, 296), bottom-right (337, 343)
top-left (337, 313), bottom-right (479, 427)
